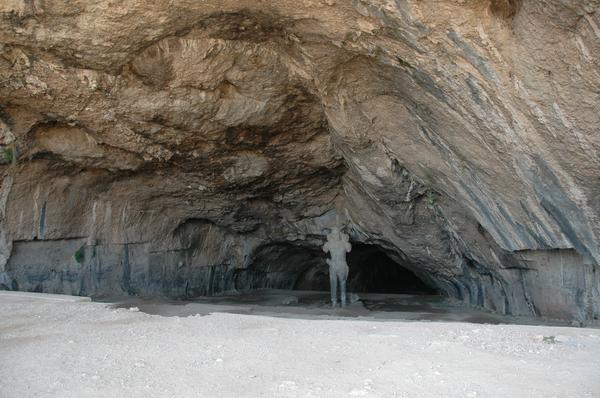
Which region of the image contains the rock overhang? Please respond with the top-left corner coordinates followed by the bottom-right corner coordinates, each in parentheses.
top-left (0, 0), bottom-right (598, 323)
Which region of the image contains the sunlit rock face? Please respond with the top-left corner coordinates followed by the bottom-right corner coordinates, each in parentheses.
top-left (0, 0), bottom-right (598, 322)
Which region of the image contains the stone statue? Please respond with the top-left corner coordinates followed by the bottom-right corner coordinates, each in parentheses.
top-left (323, 227), bottom-right (352, 307)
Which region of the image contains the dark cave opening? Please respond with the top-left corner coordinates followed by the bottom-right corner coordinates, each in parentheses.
top-left (242, 242), bottom-right (438, 296)
top-left (346, 244), bottom-right (438, 295)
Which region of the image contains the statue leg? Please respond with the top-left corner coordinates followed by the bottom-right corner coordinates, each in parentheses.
top-left (339, 276), bottom-right (347, 307)
top-left (329, 264), bottom-right (338, 307)
top-left (339, 265), bottom-right (349, 307)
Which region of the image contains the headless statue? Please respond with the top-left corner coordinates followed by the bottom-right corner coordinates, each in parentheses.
top-left (323, 227), bottom-right (352, 307)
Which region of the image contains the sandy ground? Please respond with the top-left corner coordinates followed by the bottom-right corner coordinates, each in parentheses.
top-left (1, 291), bottom-right (599, 398)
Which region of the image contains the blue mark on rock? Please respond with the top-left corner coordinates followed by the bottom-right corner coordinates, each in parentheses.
top-left (39, 202), bottom-right (46, 239)
top-left (522, 155), bottom-right (598, 265)
top-left (447, 29), bottom-right (498, 82)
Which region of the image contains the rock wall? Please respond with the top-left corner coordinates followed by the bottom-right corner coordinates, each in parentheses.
top-left (0, 0), bottom-right (599, 323)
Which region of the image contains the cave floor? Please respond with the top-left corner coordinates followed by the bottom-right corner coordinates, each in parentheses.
top-left (2, 291), bottom-right (600, 397)
top-left (101, 289), bottom-right (577, 327)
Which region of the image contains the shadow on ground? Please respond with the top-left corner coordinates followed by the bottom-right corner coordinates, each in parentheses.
top-left (97, 289), bottom-right (577, 327)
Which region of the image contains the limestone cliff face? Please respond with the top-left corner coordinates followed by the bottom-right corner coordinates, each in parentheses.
top-left (0, 0), bottom-right (598, 322)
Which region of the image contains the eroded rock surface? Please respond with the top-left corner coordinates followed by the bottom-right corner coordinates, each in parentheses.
top-left (0, 0), bottom-right (598, 322)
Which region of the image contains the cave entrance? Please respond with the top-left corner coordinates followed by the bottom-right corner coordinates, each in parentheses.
top-left (345, 244), bottom-right (437, 295)
top-left (244, 242), bottom-right (437, 297)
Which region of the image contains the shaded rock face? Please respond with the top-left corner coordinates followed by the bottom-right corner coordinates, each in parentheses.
top-left (0, 0), bottom-right (599, 322)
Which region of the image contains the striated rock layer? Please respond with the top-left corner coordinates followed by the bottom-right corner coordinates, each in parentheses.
top-left (0, 0), bottom-right (598, 322)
